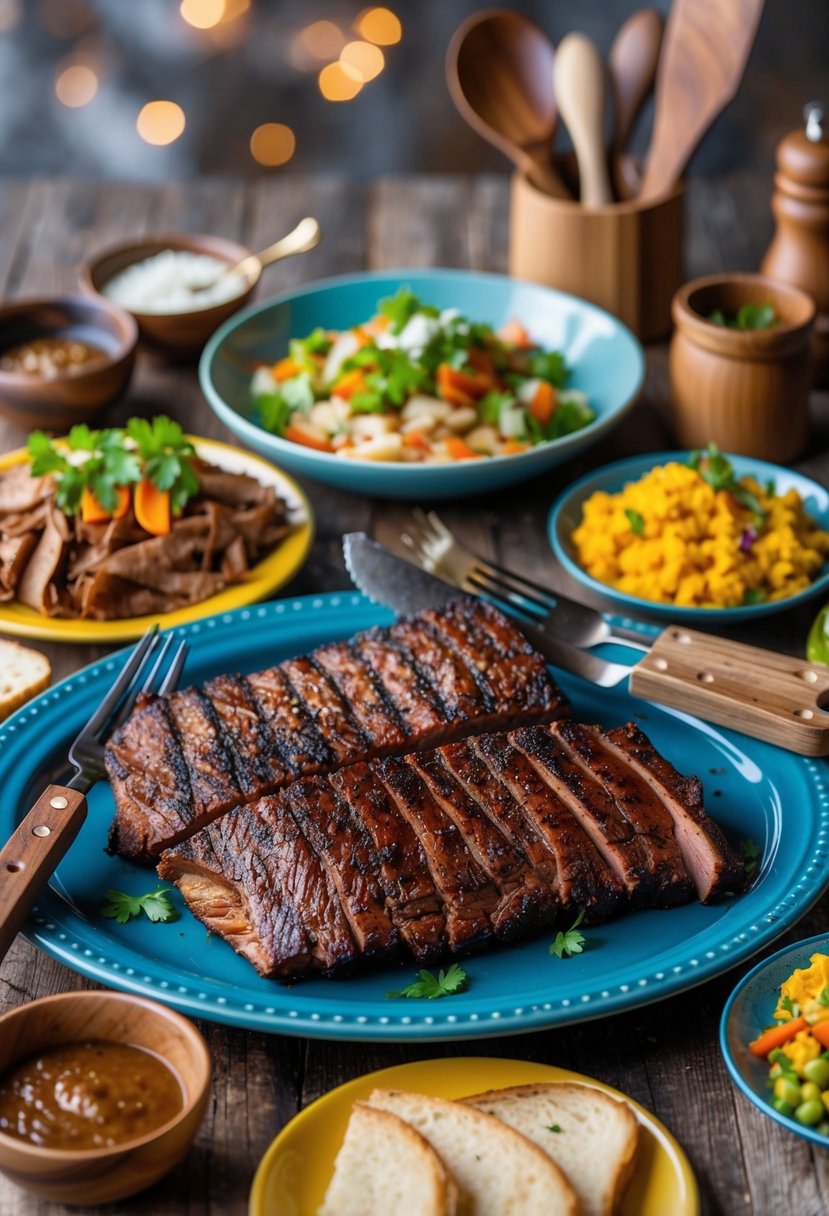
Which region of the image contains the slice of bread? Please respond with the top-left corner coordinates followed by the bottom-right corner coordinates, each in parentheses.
top-left (463, 1082), bottom-right (639, 1216)
top-left (367, 1088), bottom-right (578, 1216)
top-left (318, 1102), bottom-right (459, 1216)
top-left (0, 639), bottom-right (51, 723)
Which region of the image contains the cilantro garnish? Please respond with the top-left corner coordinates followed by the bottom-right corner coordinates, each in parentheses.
top-left (625, 508), bottom-right (645, 536)
top-left (546, 1124), bottom-right (563, 1133)
top-left (741, 589), bottom-right (767, 607)
top-left (126, 416), bottom-right (200, 515)
top-left (101, 886), bottom-right (177, 925)
top-left (386, 963), bottom-right (468, 1000)
top-left (28, 426), bottom-right (141, 514)
top-left (524, 349), bottom-right (569, 387)
top-left (776, 994), bottom-right (799, 1020)
top-left (550, 910), bottom-right (586, 960)
top-left (688, 444), bottom-right (765, 523)
top-left (379, 287), bottom-right (438, 334)
top-left (818, 987), bottom-right (829, 1008)
top-left (739, 837), bottom-right (761, 880)
top-left (707, 302), bottom-right (777, 331)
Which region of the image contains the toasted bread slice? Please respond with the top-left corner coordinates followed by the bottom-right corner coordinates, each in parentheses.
top-left (367, 1088), bottom-right (577, 1216)
top-left (0, 639), bottom-right (51, 723)
top-left (463, 1082), bottom-right (639, 1216)
top-left (318, 1102), bottom-right (459, 1216)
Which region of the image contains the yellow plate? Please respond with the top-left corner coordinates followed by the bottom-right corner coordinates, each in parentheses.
top-left (249, 1057), bottom-right (699, 1216)
top-left (0, 435), bottom-right (314, 643)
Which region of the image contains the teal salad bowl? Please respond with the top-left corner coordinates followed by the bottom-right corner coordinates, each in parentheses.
top-left (198, 269), bottom-right (644, 500)
top-left (720, 933), bottom-right (829, 1149)
top-left (549, 451), bottom-right (829, 623)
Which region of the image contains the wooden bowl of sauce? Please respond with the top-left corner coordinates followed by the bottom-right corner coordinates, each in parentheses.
top-left (0, 990), bottom-right (211, 1205)
top-left (0, 296), bottom-right (137, 431)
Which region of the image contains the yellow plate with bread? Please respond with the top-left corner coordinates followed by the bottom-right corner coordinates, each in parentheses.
top-left (0, 436), bottom-right (314, 644)
top-left (249, 1057), bottom-right (698, 1216)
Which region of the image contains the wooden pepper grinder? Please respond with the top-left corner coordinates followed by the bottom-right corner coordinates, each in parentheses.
top-left (761, 102), bottom-right (829, 385)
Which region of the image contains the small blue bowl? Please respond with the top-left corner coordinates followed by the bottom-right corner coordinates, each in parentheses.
top-left (198, 269), bottom-right (644, 501)
top-left (720, 932), bottom-right (829, 1148)
top-left (548, 451), bottom-right (829, 623)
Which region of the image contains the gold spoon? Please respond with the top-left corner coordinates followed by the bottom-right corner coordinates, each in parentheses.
top-left (189, 216), bottom-right (321, 295)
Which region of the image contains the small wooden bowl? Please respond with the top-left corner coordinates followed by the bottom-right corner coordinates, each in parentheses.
top-left (81, 233), bottom-right (257, 359)
top-left (669, 273), bottom-right (816, 461)
top-left (0, 991), bottom-right (211, 1205)
top-left (509, 165), bottom-right (685, 341)
top-left (0, 296), bottom-right (137, 430)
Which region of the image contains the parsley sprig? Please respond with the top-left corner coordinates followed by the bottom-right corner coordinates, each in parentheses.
top-left (386, 963), bottom-right (468, 1000)
top-left (101, 886), bottom-right (177, 925)
top-left (126, 416), bottom-right (200, 515)
top-left (687, 444), bottom-right (765, 521)
top-left (707, 302), bottom-right (777, 331)
top-left (625, 508), bottom-right (645, 536)
top-left (550, 910), bottom-right (587, 960)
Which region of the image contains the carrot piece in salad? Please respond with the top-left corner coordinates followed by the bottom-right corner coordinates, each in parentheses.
top-left (498, 318), bottom-right (533, 349)
top-left (80, 484), bottom-right (131, 524)
top-left (284, 424), bottom-right (335, 453)
top-left (272, 357), bottom-right (302, 382)
top-left (529, 381), bottom-right (557, 425)
top-left (134, 479), bottom-right (171, 537)
top-left (436, 363), bottom-right (488, 405)
top-left (404, 431), bottom-right (432, 453)
top-left (444, 436), bottom-right (480, 461)
top-left (749, 1016), bottom-right (808, 1057)
top-left (502, 440), bottom-right (529, 455)
top-left (811, 1022), bottom-right (829, 1050)
top-left (332, 369), bottom-right (368, 400)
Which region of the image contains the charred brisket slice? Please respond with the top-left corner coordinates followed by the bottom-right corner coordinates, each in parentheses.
top-left (600, 722), bottom-right (745, 902)
top-left (159, 721), bottom-right (743, 982)
top-left (107, 598), bottom-right (568, 862)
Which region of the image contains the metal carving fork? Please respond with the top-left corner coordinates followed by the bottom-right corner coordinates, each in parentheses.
top-left (0, 627), bottom-right (187, 963)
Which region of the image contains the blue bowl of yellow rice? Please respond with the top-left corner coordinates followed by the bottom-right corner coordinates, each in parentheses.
top-left (549, 451), bottom-right (829, 622)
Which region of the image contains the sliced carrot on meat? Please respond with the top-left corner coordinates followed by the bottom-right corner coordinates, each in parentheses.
top-left (498, 318), bottom-right (533, 349)
top-left (134, 479), bottom-right (171, 537)
top-left (332, 369), bottom-right (368, 400)
top-left (501, 439), bottom-right (529, 455)
top-left (404, 431), bottom-right (432, 453)
top-left (529, 381), bottom-right (557, 425)
top-left (444, 436), bottom-right (480, 461)
top-left (272, 357), bottom-right (302, 382)
top-left (749, 1016), bottom-right (807, 1057)
top-left (80, 484), bottom-right (131, 524)
top-left (284, 424), bottom-right (335, 453)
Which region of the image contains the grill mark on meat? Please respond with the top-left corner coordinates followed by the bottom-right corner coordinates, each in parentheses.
top-left (601, 723), bottom-right (745, 902)
top-left (422, 599), bottom-right (567, 723)
top-left (330, 763), bottom-right (446, 960)
top-left (472, 732), bottom-right (626, 921)
top-left (389, 619), bottom-right (488, 724)
top-left (163, 688), bottom-right (241, 823)
top-left (550, 722), bottom-right (694, 908)
top-left (313, 640), bottom-right (408, 752)
top-left (281, 657), bottom-right (370, 764)
top-left (284, 776), bottom-right (399, 958)
top-left (158, 806), bottom-right (315, 979)
top-left (203, 674), bottom-right (289, 797)
top-left (372, 755), bottom-right (498, 952)
top-left (510, 725), bottom-right (656, 904)
top-left (438, 739), bottom-right (561, 909)
top-left (407, 750), bottom-right (548, 940)
top-left (106, 695), bottom-right (195, 859)
top-left (420, 617), bottom-right (496, 714)
top-left (246, 665), bottom-right (333, 775)
top-left (354, 635), bottom-right (449, 740)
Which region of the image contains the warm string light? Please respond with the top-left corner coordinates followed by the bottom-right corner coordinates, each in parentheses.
top-left (55, 62), bottom-right (98, 107)
top-left (340, 40), bottom-right (384, 83)
top-left (0, 0), bottom-right (21, 34)
top-left (356, 7), bottom-right (401, 46)
top-left (179, 0), bottom-right (225, 31)
top-left (318, 60), bottom-right (363, 102)
top-left (136, 100), bottom-right (186, 146)
top-left (250, 122), bottom-right (295, 167)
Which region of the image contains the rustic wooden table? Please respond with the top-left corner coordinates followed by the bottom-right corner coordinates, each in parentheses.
top-left (1, 173), bottom-right (828, 1216)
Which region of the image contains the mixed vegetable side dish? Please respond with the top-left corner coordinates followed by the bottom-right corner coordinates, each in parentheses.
top-left (750, 953), bottom-right (829, 1134)
top-left (249, 288), bottom-right (595, 463)
top-left (571, 445), bottom-right (829, 608)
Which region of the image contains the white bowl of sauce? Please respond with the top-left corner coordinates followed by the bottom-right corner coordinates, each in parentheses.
top-left (0, 990), bottom-right (211, 1205)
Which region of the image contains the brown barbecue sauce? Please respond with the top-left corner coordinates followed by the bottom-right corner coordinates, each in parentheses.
top-left (0, 1040), bottom-right (183, 1149)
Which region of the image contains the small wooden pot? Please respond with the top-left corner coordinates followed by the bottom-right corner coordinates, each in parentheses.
top-left (669, 274), bottom-right (816, 462)
top-left (509, 168), bottom-right (684, 340)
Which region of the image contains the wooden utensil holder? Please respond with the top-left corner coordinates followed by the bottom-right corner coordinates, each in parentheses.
top-left (509, 168), bottom-right (684, 340)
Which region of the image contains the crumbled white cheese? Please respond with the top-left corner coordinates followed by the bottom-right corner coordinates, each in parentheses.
top-left (103, 250), bottom-right (246, 315)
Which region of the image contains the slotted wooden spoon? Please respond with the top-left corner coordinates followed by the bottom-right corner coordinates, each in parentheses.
top-left (639, 0), bottom-right (766, 200)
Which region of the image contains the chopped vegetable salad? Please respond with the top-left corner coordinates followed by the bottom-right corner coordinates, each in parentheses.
top-left (250, 288), bottom-right (594, 463)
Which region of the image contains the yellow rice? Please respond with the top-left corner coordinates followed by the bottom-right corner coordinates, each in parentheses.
top-left (571, 461), bottom-right (829, 608)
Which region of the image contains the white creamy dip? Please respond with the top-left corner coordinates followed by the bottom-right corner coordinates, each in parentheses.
top-left (102, 250), bottom-right (247, 315)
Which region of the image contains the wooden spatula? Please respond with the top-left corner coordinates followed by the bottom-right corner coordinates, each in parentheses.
top-left (639, 0), bottom-right (766, 200)
top-left (608, 8), bottom-right (664, 198)
top-left (554, 33), bottom-right (613, 207)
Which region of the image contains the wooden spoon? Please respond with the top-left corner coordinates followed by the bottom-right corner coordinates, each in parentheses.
top-left (553, 33), bottom-right (613, 208)
top-left (446, 9), bottom-right (569, 198)
top-left (639, 0), bottom-right (766, 200)
top-left (608, 8), bottom-right (665, 198)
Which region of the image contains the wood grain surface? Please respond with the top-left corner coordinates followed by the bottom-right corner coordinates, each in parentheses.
top-left (1, 173), bottom-right (829, 1216)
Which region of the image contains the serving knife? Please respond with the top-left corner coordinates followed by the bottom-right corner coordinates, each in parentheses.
top-left (343, 533), bottom-right (829, 758)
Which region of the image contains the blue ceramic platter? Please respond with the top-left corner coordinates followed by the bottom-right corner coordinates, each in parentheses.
top-left (3, 593), bottom-right (828, 1041)
top-left (720, 932), bottom-right (829, 1148)
top-left (198, 269), bottom-right (644, 500)
top-left (549, 451), bottom-right (829, 623)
